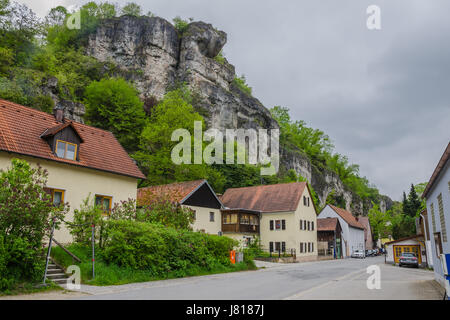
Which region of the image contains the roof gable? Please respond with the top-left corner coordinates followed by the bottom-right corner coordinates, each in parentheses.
top-left (326, 204), bottom-right (365, 230)
top-left (221, 182), bottom-right (307, 212)
top-left (137, 180), bottom-right (223, 209)
top-left (422, 142), bottom-right (450, 198)
top-left (0, 99), bottom-right (145, 179)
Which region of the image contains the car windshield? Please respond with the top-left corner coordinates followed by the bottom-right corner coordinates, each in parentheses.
top-left (401, 253), bottom-right (416, 257)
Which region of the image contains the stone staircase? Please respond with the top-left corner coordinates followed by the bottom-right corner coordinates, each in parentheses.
top-left (45, 259), bottom-right (68, 285)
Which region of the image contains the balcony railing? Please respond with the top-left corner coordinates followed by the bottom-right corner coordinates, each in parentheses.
top-left (222, 223), bottom-right (259, 234)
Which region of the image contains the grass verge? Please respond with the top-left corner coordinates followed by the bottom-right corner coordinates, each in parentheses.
top-left (51, 244), bottom-right (256, 286)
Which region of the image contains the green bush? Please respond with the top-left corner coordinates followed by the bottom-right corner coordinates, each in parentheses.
top-left (0, 159), bottom-right (68, 291)
top-left (102, 220), bottom-right (238, 276)
top-left (232, 75), bottom-right (252, 96)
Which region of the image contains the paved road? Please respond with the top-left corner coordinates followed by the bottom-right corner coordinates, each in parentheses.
top-left (66, 256), bottom-right (443, 300)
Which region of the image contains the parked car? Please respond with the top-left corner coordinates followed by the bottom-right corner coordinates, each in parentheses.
top-left (398, 252), bottom-right (419, 268)
top-left (352, 250), bottom-right (365, 259)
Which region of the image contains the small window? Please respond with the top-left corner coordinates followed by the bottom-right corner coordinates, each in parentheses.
top-left (269, 242), bottom-right (274, 252)
top-left (275, 220), bottom-right (281, 230)
top-left (44, 188), bottom-right (65, 207)
top-left (312, 242), bottom-right (314, 252)
top-left (55, 140), bottom-right (77, 160)
top-left (282, 242), bottom-right (286, 253)
top-left (270, 220), bottom-right (274, 230)
top-left (303, 196), bottom-right (307, 205)
top-left (95, 195), bottom-right (112, 215)
top-left (307, 197), bottom-right (310, 207)
top-left (308, 221), bottom-right (310, 231)
top-left (304, 220), bottom-right (307, 230)
top-left (281, 219), bottom-right (286, 230)
top-left (311, 221), bottom-right (314, 231)
top-left (300, 219), bottom-right (303, 230)
top-left (210, 212), bottom-right (215, 222)
top-left (275, 242), bottom-right (281, 252)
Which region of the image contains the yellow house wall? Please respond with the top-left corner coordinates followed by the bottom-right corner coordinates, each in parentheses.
top-left (0, 152), bottom-right (138, 243)
top-left (186, 205), bottom-right (222, 235)
top-left (259, 187), bottom-right (318, 257)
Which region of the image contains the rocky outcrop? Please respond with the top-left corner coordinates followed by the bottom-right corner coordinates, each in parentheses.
top-left (82, 15), bottom-right (391, 215)
top-left (41, 76), bottom-right (85, 123)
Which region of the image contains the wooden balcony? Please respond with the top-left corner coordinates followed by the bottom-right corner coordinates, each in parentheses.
top-left (222, 223), bottom-right (259, 234)
top-left (221, 208), bottom-right (260, 234)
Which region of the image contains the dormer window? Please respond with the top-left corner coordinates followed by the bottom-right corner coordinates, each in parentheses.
top-left (56, 140), bottom-right (77, 160)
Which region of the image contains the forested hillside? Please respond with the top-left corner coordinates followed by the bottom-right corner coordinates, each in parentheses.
top-left (0, 1), bottom-right (392, 215)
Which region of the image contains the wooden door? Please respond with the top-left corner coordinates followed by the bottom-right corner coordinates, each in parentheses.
top-left (393, 245), bottom-right (421, 264)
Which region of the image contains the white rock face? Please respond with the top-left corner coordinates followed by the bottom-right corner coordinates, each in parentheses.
top-left (83, 15), bottom-right (392, 216)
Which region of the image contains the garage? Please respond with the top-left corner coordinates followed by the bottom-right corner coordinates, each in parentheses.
top-left (384, 235), bottom-right (427, 267)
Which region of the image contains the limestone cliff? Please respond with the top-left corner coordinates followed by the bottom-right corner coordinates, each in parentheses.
top-left (62, 15), bottom-right (391, 215)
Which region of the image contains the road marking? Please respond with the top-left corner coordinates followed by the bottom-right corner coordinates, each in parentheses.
top-left (283, 267), bottom-right (368, 300)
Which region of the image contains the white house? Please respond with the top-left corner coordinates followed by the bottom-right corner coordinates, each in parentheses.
top-left (422, 142), bottom-right (450, 288)
top-left (384, 234), bottom-right (427, 267)
top-left (318, 204), bottom-right (365, 257)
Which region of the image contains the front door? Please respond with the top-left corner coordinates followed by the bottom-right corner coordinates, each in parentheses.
top-left (393, 245), bottom-right (421, 264)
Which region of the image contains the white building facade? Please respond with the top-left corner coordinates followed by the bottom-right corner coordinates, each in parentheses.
top-left (318, 204), bottom-right (365, 257)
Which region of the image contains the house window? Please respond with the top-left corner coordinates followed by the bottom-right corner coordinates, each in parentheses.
top-left (275, 242), bottom-right (281, 252)
top-left (434, 232), bottom-right (443, 257)
top-left (55, 140), bottom-right (77, 160)
top-left (300, 243), bottom-right (303, 253)
top-left (210, 212), bottom-right (215, 222)
top-left (307, 197), bottom-right (310, 207)
top-left (193, 210), bottom-right (196, 220)
top-left (275, 220), bottom-right (281, 230)
top-left (304, 220), bottom-right (307, 230)
top-left (223, 213), bottom-right (237, 224)
top-left (269, 242), bottom-right (274, 252)
top-left (281, 219), bottom-right (286, 230)
top-left (312, 242), bottom-right (314, 252)
top-left (282, 242), bottom-right (286, 253)
top-left (44, 188), bottom-right (65, 207)
top-left (303, 196), bottom-right (307, 206)
top-left (95, 195), bottom-right (112, 215)
top-left (430, 203), bottom-right (436, 233)
top-left (250, 215), bottom-right (259, 226)
top-left (270, 220), bottom-right (274, 230)
top-left (300, 219), bottom-right (303, 230)
top-left (311, 221), bottom-right (314, 231)
top-left (307, 221), bottom-right (310, 231)
top-left (437, 193), bottom-right (447, 242)
top-left (240, 214), bottom-right (250, 225)
top-left (308, 242), bottom-right (311, 252)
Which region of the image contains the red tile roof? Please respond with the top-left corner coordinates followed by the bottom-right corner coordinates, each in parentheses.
top-left (317, 217), bottom-right (339, 232)
top-left (328, 204), bottom-right (365, 230)
top-left (422, 142), bottom-right (450, 198)
top-left (0, 99), bottom-right (145, 179)
top-left (220, 182), bottom-right (308, 213)
top-left (137, 179), bottom-right (206, 206)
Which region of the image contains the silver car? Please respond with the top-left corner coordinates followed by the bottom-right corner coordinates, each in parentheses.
top-left (398, 252), bottom-right (419, 268)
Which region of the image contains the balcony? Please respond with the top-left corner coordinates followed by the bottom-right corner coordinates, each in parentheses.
top-left (221, 209), bottom-right (260, 234)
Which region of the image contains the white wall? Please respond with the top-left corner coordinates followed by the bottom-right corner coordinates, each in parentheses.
top-left (425, 160), bottom-right (450, 286)
top-left (318, 205), bottom-right (365, 257)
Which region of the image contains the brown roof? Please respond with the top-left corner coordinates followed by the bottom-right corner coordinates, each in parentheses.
top-left (358, 216), bottom-right (371, 231)
top-left (0, 99), bottom-right (145, 179)
top-left (422, 142), bottom-right (450, 198)
top-left (317, 217), bottom-right (339, 232)
top-left (137, 179), bottom-right (207, 206)
top-left (221, 182), bottom-right (308, 213)
top-left (327, 204), bottom-right (365, 230)
top-left (384, 234), bottom-right (424, 245)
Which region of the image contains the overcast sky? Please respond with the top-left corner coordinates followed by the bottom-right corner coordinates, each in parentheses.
top-left (19, 0), bottom-right (450, 200)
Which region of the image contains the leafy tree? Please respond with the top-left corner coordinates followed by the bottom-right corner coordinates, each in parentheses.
top-left (0, 159), bottom-right (68, 289)
top-left (172, 16), bottom-right (191, 35)
top-left (368, 203), bottom-right (391, 242)
top-left (133, 86), bottom-right (215, 187)
top-left (232, 75), bottom-right (252, 96)
top-left (120, 2), bottom-right (142, 17)
top-left (84, 77), bottom-right (147, 152)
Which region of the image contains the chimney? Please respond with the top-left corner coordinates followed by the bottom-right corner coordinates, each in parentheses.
top-left (53, 104), bottom-right (64, 122)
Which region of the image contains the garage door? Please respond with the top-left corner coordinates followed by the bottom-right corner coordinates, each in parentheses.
top-left (393, 245), bottom-right (421, 264)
